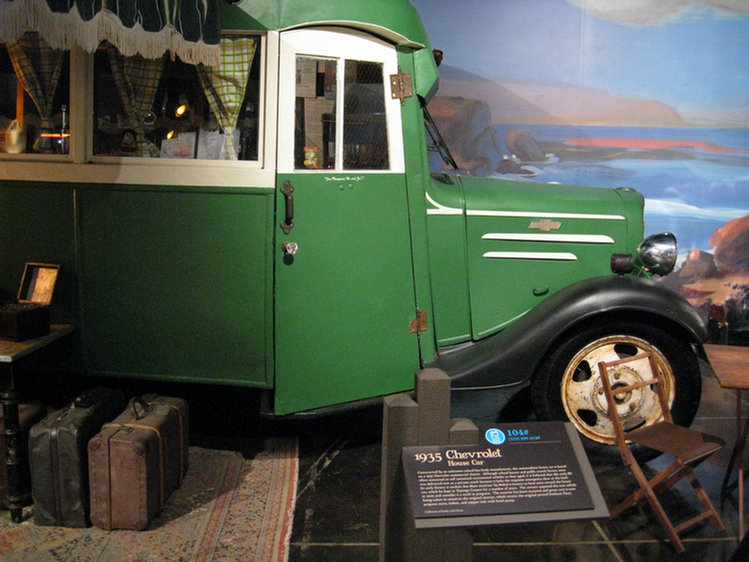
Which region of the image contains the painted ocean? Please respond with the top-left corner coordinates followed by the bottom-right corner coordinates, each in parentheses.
top-left (490, 124), bottom-right (749, 258)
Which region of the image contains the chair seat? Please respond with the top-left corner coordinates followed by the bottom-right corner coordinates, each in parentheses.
top-left (628, 421), bottom-right (725, 463)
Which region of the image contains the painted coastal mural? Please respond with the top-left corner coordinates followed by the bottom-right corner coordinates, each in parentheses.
top-left (412, 0), bottom-right (749, 342)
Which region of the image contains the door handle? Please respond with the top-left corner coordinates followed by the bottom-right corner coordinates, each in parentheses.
top-left (280, 180), bottom-right (294, 234)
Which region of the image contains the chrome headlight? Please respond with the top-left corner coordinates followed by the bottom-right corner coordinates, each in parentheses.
top-left (637, 232), bottom-right (678, 276)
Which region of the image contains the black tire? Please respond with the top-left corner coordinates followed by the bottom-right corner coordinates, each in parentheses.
top-left (530, 320), bottom-right (702, 462)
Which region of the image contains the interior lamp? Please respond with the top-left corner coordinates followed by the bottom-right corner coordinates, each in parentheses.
top-left (174, 95), bottom-right (190, 118)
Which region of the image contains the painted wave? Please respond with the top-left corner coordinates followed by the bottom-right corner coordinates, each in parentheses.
top-left (489, 124), bottom-right (749, 253)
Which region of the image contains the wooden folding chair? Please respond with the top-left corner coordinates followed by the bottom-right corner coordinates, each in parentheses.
top-left (598, 352), bottom-right (726, 553)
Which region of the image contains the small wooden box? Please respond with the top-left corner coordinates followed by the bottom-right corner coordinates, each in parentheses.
top-left (0, 263), bottom-right (60, 341)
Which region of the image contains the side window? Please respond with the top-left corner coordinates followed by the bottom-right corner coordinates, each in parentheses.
top-left (93, 35), bottom-right (261, 161)
top-left (0, 32), bottom-right (70, 155)
top-left (344, 60), bottom-right (388, 169)
top-left (294, 56), bottom-right (336, 169)
top-left (294, 56), bottom-right (389, 170)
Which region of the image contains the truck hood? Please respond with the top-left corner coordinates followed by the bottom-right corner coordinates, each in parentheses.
top-left (426, 174), bottom-right (644, 339)
top-left (455, 175), bottom-right (640, 221)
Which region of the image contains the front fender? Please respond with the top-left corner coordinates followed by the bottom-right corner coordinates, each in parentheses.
top-left (429, 275), bottom-right (707, 388)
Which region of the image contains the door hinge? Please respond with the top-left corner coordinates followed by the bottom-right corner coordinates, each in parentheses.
top-left (409, 310), bottom-right (428, 334)
top-left (390, 68), bottom-right (413, 103)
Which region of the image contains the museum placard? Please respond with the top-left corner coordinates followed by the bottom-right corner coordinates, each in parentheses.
top-left (402, 422), bottom-right (608, 528)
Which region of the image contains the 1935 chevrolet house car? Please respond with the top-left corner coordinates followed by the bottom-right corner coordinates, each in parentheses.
top-left (0, 0), bottom-right (707, 459)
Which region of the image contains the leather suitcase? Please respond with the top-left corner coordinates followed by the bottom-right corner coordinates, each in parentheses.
top-left (29, 388), bottom-right (126, 527)
top-left (88, 394), bottom-right (189, 531)
top-left (0, 402), bottom-right (49, 509)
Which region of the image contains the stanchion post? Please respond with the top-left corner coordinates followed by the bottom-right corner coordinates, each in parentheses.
top-left (380, 392), bottom-right (419, 561)
top-left (379, 369), bottom-right (478, 562)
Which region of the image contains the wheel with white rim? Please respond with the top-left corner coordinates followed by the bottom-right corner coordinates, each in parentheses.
top-left (531, 321), bottom-right (701, 461)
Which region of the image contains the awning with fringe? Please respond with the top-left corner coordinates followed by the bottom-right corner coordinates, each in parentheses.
top-left (0, 0), bottom-right (221, 67)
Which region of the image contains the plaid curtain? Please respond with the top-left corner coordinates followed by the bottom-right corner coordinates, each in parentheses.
top-left (107, 43), bottom-right (164, 157)
top-left (6, 32), bottom-right (64, 148)
top-left (197, 37), bottom-right (256, 160)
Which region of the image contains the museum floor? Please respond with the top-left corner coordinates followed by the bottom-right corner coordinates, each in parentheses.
top-left (270, 357), bottom-right (748, 562)
top-left (27, 353), bottom-right (747, 561)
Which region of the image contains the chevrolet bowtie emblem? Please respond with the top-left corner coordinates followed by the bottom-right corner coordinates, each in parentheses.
top-left (529, 219), bottom-right (562, 232)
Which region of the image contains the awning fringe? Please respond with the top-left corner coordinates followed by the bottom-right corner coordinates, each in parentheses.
top-left (0, 0), bottom-right (221, 66)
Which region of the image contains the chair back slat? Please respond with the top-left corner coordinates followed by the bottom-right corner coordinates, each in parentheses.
top-left (611, 377), bottom-right (658, 396)
top-left (598, 357), bottom-right (633, 465)
top-left (639, 352), bottom-right (674, 423)
top-left (598, 352), bottom-right (669, 463)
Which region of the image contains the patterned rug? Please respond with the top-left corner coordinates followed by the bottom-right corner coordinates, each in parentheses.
top-left (0, 439), bottom-right (298, 562)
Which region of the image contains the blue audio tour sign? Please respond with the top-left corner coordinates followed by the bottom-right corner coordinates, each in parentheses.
top-left (402, 422), bottom-right (607, 528)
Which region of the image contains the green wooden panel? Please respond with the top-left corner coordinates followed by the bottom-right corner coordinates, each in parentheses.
top-left (78, 187), bottom-right (273, 386)
top-left (0, 182), bottom-right (76, 323)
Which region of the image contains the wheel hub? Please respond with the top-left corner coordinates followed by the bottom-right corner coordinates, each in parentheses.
top-left (560, 335), bottom-right (673, 445)
top-left (591, 365), bottom-right (652, 423)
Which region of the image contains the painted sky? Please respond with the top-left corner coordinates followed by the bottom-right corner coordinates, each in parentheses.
top-left (411, 0), bottom-right (749, 126)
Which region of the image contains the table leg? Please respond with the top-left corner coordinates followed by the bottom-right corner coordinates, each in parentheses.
top-left (723, 392), bottom-right (743, 490)
top-left (722, 389), bottom-right (749, 539)
top-left (741, 465), bottom-right (745, 540)
top-left (1, 386), bottom-right (28, 523)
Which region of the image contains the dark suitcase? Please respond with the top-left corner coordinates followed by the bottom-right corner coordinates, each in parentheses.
top-left (29, 387), bottom-right (127, 527)
top-left (88, 394), bottom-right (189, 530)
top-left (0, 402), bottom-right (49, 509)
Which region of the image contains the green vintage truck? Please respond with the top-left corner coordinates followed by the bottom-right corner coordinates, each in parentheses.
top-left (0, 0), bottom-right (705, 458)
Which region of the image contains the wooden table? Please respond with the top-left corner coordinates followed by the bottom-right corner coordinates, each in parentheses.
top-left (704, 344), bottom-right (749, 538)
top-left (1, 324), bottom-right (74, 522)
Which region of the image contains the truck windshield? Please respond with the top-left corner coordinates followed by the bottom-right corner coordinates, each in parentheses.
top-left (422, 97), bottom-right (458, 171)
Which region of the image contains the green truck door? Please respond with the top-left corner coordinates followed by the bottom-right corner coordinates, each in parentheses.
top-left (273, 29), bottom-right (420, 414)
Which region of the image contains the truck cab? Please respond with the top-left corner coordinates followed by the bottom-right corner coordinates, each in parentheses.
top-left (0, 0), bottom-right (706, 458)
